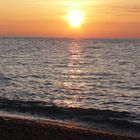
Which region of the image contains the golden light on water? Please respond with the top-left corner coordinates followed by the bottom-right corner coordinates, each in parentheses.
top-left (67, 10), bottom-right (83, 27)
top-left (55, 41), bottom-right (88, 108)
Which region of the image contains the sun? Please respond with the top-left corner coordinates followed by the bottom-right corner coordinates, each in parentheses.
top-left (67, 10), bottom-right (83, 27)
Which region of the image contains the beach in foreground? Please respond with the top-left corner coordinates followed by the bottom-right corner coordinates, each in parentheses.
top-left (0, 116), bottom-right (139, 140)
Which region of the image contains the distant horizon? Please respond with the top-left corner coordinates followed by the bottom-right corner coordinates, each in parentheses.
top-left (0, 36), bottom-right (140, 40)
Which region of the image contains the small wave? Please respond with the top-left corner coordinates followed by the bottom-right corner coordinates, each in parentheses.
top-left (117, 86), bottom-right (140, 91)
top-left (0, 97), bottom-right (139, 131)
top-left (0, 75), bottom-right (11, 85)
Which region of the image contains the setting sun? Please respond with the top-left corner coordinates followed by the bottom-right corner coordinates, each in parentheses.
top-left (67, 10), bottom-right (83, 27)
top-left (0, 1), bottom-right (140, 38)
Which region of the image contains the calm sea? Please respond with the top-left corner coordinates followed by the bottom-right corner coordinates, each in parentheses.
top-left (0, 38), bottom-right (140, 133)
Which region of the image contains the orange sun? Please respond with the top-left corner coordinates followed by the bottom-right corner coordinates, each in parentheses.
top-left (67, 10), bottom-right (83, 27)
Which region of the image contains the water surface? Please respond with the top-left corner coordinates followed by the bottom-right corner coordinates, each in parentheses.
top-left (0, 38), bottom-right (140, 132)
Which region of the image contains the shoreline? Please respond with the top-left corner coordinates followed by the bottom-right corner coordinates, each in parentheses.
top-left (0, 116), bottom-right (139, 140)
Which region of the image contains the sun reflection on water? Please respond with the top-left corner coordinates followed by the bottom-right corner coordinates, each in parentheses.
top-left (68, 41), bottom-right (82, 66)
top-left (59, 40), bottom-right (87, 108)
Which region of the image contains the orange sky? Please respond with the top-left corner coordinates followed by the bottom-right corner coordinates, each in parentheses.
top-left (0, 0), bottom-right (140, 38)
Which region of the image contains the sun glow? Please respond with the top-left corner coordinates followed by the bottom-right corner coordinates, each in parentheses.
top-left (67, 10), bottom-right (83, 27)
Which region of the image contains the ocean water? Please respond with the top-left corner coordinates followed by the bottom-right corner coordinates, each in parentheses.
top-left (0, 38), bottom-right (140, 133)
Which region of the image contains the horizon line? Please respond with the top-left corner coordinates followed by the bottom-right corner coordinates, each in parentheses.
top-left (0, 36), bottom-right (140, 40)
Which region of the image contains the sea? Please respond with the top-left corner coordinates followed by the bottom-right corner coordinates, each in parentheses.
top-left (0, 38), bottom-right (140, 136)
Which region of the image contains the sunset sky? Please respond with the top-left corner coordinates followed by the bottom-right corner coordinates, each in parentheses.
top-left (0, 0), bottom-right (140, 38)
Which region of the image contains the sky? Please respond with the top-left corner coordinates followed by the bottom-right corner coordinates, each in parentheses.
top-left (0, 0), bottom-right (140, 38)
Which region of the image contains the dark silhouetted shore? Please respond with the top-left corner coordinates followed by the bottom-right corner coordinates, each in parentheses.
top-left (0, 116), bottom-right (139, 140)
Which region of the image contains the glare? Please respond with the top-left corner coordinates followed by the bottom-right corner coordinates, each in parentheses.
top-left (67, 10), bottom-right (83, 27)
